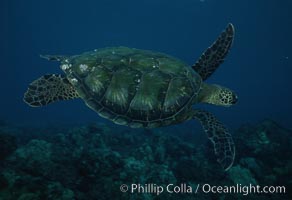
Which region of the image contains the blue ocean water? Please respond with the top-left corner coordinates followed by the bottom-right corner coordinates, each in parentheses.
top-left (0, 0), bottom-right (291, 129)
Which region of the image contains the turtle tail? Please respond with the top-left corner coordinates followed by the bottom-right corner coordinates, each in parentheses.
top-left (24, 74), bottom-right (79, 107)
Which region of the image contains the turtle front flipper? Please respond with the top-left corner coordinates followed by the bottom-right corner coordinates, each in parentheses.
top-left (24, 74), bottom-right (79, 107)
top-left (192, 23), bottom-right (234, 80)
top-left (192, 109), bottom-right (235, 171)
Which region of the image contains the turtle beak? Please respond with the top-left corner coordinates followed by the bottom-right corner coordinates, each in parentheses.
top-left (231, 94), bottom-right (238, 104)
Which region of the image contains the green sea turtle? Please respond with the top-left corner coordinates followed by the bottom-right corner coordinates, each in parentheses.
top-left (24, 23), bottom-right (237, 170)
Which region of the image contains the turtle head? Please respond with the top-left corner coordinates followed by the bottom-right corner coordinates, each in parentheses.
top-left (199, 83), bottom-right (238, 107)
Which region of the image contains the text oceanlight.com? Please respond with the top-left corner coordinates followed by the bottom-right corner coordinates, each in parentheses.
top-left (119, 183), bottom-right (286, 196)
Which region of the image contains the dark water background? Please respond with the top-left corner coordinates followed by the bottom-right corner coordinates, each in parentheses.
top-left (1, 0), bottom-right (292, 130)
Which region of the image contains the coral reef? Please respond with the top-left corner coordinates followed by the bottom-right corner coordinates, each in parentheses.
top-left (0, 133), bottom-right (16, 161)
top-left (0, 119), bottom-right (291, 200)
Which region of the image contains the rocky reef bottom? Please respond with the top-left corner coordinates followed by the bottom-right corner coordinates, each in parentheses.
top-left (0, 119), bottom-right (291, 200)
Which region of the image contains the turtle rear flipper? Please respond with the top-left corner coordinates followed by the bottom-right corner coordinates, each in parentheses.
top-left (24, 74), bottom-right (79, 107)
top-left (192, 109), bottom-right (235, 171)
top-left (40, 55), bottom-right (68, 62)
top-left (192, 23), bottom-right (234, 80)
